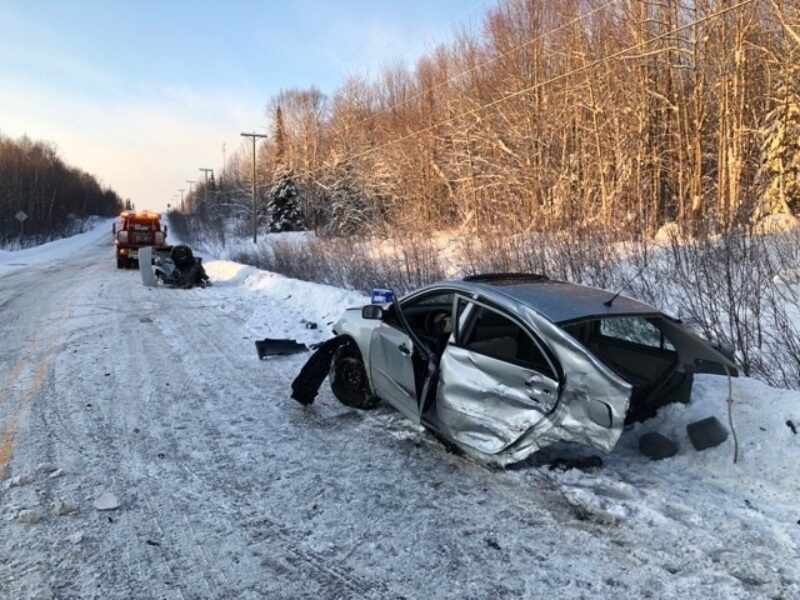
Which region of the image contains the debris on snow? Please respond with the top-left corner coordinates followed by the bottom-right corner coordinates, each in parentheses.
top-left (16, 509), bottom-right (44, 524)
top-left (255, 337), bottom-right (308, 359)
top-left (53, 498), bottom-right (76, 516)
top-left (5, 474), bottom-right (31, 488)
top-left (638, 432), bottom-right (679, 460)
top-left (787, 420), bottom-right (798, 435)
top-left (93, 492), bottom-right (121, 511)
top-left (37, 463), bottom-right (59, 475)
top-left (560, 485), bottom-right (630, 524)
top-left (48, 468), bottom-right (64, 479)
top-left (686, 416), bottom-right (729, 451)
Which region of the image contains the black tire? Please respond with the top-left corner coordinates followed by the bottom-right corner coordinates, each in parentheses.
top-left (329, 344), bottom-right (380, 409)
top-left (116, 257), bottom-right (126, 269)
top-left (171, 245), bottom-right (194, 269)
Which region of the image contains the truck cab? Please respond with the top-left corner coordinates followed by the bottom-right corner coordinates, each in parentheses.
top-left (113, 211), bottom-right (168, 269)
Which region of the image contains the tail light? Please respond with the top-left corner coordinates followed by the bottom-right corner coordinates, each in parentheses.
top-left (154, 231), bottom-right (165, 245)
top-left (117, 230), bottom-right (128, 243)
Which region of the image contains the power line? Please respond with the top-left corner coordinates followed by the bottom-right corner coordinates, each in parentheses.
top-left (335, 0), bottom-right (491, 74)
top-left (322, 0), bottom-right (758, 171)
top-left (348, 0), bottom-right (622, 131)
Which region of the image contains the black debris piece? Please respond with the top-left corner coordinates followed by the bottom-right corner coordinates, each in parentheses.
top-left (639, 432), bottom-right (679, 460)
top-left (145, 539), bottom-right (161, 546)
top-left (787, 420), bottom-right (797, 435)
top-left (687, 416), bottom-right (729, 451)
top-left (256, 338), bottom-right (309, 360)
top-left (291, 336), bottom-right (349, 406)
top-left (304, 321), bottom-right (318, 330)
top-left (485, 538), bottom-right (501, 550)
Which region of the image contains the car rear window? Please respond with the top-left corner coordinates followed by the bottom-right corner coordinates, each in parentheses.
top-left (599, 317), bottom-right (675, 351)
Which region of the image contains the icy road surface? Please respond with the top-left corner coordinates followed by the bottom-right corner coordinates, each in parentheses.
top-left (0, 227), bottom-right (798, 599)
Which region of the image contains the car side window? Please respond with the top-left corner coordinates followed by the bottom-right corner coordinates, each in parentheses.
top-left (392, 291), bottom-right (456, 339)
top-left (460, 305), bottom-right (555, 378)
top-left (599, 317), bottom-right (675, 351)
top-left (404, 292), bottom-right (455, 308)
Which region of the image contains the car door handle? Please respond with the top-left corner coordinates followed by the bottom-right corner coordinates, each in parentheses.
top-left (398, 344), bottom-right (412, 356)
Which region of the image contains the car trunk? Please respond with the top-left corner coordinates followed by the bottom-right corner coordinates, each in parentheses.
top-left (561, 316), bottom-right (733, 424)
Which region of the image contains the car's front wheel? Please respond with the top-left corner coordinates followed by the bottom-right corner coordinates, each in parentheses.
top-left (329, 343), bottom-right (380, 410)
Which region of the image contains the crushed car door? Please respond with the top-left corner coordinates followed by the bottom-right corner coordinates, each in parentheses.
top-left (432, 297), bottom-right (561, 456)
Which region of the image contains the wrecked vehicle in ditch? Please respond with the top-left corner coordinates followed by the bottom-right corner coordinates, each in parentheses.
top-left (292, 274), bottom-right (736, 465)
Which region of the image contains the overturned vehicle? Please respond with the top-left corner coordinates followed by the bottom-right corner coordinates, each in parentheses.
top-left (138, 244), bottom-right (210, 289)
top-left (293, 274), bottom-right (736, 465)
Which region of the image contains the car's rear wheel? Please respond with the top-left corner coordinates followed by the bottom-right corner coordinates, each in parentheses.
top-left (116, 257), bottom-right (126, 269)
top-left (330, 343), bottom-right (380, 409)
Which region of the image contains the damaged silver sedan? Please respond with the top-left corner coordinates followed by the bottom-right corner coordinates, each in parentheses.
top-left (292, 274), bottom-right (736, 465)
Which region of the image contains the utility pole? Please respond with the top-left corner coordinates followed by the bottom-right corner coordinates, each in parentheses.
top-left (240, 132), bottom-right (267, 244)
top-left (199, 168), bottom-right (213, 211)
top-left (178, 188), bottom-right (185, 213)
top-left (185, 180), bottom-right (196, 214)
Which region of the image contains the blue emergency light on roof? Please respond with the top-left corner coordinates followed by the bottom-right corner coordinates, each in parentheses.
top-left (371, 288), bottom-right (394, 304)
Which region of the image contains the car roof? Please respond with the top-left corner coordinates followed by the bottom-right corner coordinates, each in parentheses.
top-left (452, 274), bottom-right (662, 324)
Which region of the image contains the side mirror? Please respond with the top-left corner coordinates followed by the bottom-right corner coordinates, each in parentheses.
top-left (362, 305), bottom-right (385, 320)
top-left (112, 223), bottom-right (116, 235)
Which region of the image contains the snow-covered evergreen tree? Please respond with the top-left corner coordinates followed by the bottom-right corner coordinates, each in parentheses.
top-left (267, 169), bottom-right (304, 232)
top-left (757, 63), bottom-right (800, 219)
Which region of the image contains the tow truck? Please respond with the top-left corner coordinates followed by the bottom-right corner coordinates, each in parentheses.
top-left (112, 211), bottom-right (169, 269)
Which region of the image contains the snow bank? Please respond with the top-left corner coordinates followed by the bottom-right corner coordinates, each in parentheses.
top-left (0, 218), bottom-right (114, 277)
top-left (203, 259), bottom-right (367, 344)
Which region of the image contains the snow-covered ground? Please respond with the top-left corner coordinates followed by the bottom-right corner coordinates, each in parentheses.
top-left (0, 218), bottom-right (114, 277)
top-left (0, 222), bottom-right (798, 598)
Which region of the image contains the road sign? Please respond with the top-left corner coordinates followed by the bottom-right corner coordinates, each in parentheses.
top-left (15, 211), bottom-right (28, 223)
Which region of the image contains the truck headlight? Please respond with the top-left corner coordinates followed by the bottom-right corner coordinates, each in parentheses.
top-left (118, 231), bottom-right (128, 243)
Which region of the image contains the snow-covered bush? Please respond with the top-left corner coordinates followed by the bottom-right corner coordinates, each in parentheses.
top-left (232, 233), bottom-right (443, 295)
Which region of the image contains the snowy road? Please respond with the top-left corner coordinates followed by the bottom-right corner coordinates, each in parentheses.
top-left (1, 229), bottom-right (798, 599)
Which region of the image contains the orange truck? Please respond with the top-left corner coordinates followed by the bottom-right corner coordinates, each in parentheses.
top-left (112, 211), bottom-right (169, 269)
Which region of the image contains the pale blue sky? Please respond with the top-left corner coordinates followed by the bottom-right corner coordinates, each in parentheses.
top-left (0, 1), bottom-right (492, 210)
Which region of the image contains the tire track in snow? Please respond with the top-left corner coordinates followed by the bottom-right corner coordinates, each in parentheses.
top-left (153, 295), bottom-right (392, 599)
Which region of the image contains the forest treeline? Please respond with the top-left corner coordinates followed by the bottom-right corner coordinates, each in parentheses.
top-left (187, 0), bottom-right (799, 238)
top-left (0, 133), bottom-right (122, 247)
